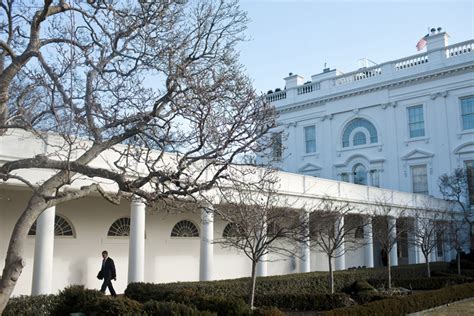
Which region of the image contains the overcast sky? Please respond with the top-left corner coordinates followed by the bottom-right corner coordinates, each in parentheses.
top-left (237, 0), bottom-right (474, 93)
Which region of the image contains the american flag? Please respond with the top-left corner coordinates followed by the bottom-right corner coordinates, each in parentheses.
top-left (416, 34), bottom-right (429, 51)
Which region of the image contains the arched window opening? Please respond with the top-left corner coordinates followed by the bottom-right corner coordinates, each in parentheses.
top-left (353, 131), bottom-right (367, 146)
top-left (108, 217), bottom-right (131, 237)
top-left (28, 215), bottom-right (75, 237)
top-left (353, 164), bottom-right (368, 185)
top-left (342, 118), bottom-right (378, 148)
top-left (223, 223), bottom-right (240, 238)
top-left (171, 220), bottom-right (199, 238)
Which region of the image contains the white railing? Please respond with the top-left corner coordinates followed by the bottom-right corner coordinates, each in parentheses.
top-left (445, 40), bottom-right (474, 58)
top-left (394, 54), bottom-right (428, 70)
top-left (297, 82), bottom-right (320, 95)
top-left (266, 90), bottom-right (286, 102)
top-left (334, 67), bottom-right (382, 86)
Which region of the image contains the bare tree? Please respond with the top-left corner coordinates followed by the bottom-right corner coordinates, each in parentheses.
top-left (370, 200), bottom-right (408, 290)
top-left (439, 168), bottom-right (473, 249)
top-left (0, 1), bottom-right (276, 311)
top-left (213, 168), bottom-right (302, 309)
top-left (409, 211), bottom-right (447, 277)
top-left (446, 212), bottom-right (470, 275)
top-left (308, 198), bottom-right (366, 294)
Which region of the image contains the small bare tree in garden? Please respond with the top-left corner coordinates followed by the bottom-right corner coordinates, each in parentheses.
top-left (308, 198), bottom-right (366, 294)
top-left (409, 211), bottom-right (448, 277)
top-left (213, 168), bottom-right (303, 309)
top-left (439, 168), bottom-right (473, 250)
top-left (370, 200), bottom-right (408, 290)
top-left (446, 212), bottom-right (470, 275)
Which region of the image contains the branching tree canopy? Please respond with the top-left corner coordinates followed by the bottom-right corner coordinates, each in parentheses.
top-left (0, 0), bottom-right (275, 310)
top-left (308, 198), bottom-right (366, 294)
top-left (213, 168), bottom-right (302, 308)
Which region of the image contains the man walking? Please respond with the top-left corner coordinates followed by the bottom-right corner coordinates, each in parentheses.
top-left (99, 250), bottom-right (117, 297)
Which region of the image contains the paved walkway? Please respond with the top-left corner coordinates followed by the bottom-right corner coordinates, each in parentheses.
top-left (414, 298), bottom-right (474, 315)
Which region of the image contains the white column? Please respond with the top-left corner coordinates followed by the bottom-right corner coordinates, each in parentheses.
top-left (300, 210), bottom-right (311, 273)
top-left (364, 217), bottom-right (374, 268)
top-left (389, 217), bottom-right (398, 266)
top-left (32, 206), bottom-right (55, 295)
top-left (430, 232), bottom-right (438, 263)
top-left (335, 216), bottom-right (345, 271)
top-left (199, 208), bottom-right (214, 281)
top-left (128, 198), bottom-right (146, 283)
top-left (414, 217), bottom-right (424, 264)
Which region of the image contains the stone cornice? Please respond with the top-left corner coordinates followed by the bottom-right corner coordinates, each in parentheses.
top-left (276, 62), bottom-right (474, 114)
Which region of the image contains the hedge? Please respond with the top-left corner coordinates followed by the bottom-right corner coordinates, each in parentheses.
top-left (3, 295), bottom-right (59, 316)
top-left (142, 300), bottom-right (215, 316)
top-left (367, 276), bottom-right (469, 291)
top-left (321, 282), bottom-right (474, 316)
top-left (125, 262), bottom-right (451, 300)
top-left (253, 293), bottom-right (353, 311)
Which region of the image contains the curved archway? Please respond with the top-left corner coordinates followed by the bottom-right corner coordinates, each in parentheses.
top-left (28, 214), bottom-right (75, 237)
top-left (107, 217), bottom-right (131, 237)
top-left (342, 118), bottom-right (378, 148)
top-left (171, 220), bottom-right (199, 238)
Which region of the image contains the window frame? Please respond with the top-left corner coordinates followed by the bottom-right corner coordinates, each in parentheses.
top-left (410, 164), bottom-right (429, 194)
top-left (303, 125), bottom-right (317, 154)
top-left (460, 96), bottom-right (474, 131)
top-left (407, 104), bottom-right (426, 139)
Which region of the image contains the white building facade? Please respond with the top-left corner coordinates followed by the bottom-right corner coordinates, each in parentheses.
top-left (0, 131), bottom-right (464, 296)
top-left (263, 32), bottom-right (474, 204)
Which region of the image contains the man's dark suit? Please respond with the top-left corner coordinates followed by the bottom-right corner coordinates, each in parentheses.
top-left (100, 257), bottom-right (117, 296)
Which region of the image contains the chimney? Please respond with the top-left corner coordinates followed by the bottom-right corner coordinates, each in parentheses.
top-left (426, 31), bottom-right (449, 51)
top-left (284, 73), bottom-right (304, 89)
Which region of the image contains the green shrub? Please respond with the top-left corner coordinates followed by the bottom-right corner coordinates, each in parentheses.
top-left (143, 300), bottom-right (215, 316)
top-left (53, 285), bottom-right (104, 315)
top-left (87, 296), bottom-right (143, 315)
top-left (253, 292), bottom-right (353, 311)
top-left (347, 280), bottom-right (377, 294)
top-left (3, 295), bottom-right (59, 316)
top-left (367, 276), bottom-right (466, 291)
top-left (252, 306), bottom-right (285, 316)
top-left (187, 295), bottom-right (250, 316)
top-left (321, 282), bottom-right (474, 316)
top-left (350, 292), bottom-right (388, 305)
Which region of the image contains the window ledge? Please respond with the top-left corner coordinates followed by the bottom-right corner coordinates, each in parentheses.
top-left (456, 129), bottom-right (474, 139)
top-left (302, 152), bottom-right (319, 158)
top-left (404, 136), bottom-right (429, 145)
top-left (337, 143), bottom-right (382, 154)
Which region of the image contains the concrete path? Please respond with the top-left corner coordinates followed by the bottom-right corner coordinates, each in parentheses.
top-left (412, 298), bottom-right (474, 315)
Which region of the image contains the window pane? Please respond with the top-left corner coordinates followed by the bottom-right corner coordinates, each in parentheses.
top-left (461, 97), bottom-right (474, 130)
top-left (340, 173), bottom-right (349, 182)
top-left (304, 126), bottom-right (316, 153)
top-left (408, 105), bottom-right (425, 138)
top-left (411, 165), bottom-right (428, 194)
top-left (371, 170), bottom-right (380, 187)
top-left (342, 118), bottom-right (378, 147)
top-left (466, 160), bottom-right (474, 205)
top-left (272, 133), bottom-right (282, 161)
top-left (354, 164), bottom-right (367, 185)
top-left (353, 131), bottom-right (367, 146)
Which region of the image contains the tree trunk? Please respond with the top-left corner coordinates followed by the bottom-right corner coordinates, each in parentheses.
top-left (457, 251), bottom-right (461, 276)
top-left (249, 261), bottom-right (258, 309)
top-left (425, 256), bottom-right (431, 278)
top-left (387, 251), bottom-right (392, 290)
top-left (0, 196), bottom-right (48, 313)
top-left (328, 256), bottom-right (334, 294)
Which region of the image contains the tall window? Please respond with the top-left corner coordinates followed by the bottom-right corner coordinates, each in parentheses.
top-left (466, 160), bottom-right (474, 205)
top-left (342, 118), bottom-right (378, 148)
top-left (436, 231), bottom-right (444, 257)
top-left (353, 164), bottom-right (368, 185)
top-left (411, 165), bottom-right (428, 194)
top-left (461, 96), bottom-right (474, 130)
top-left (271, 132), bottom-right (282, 161)
top-left (370, 170), bottom-right (380, 187)
top-left (304, 125), bottom-right (316, 153)
top-left (408, 105), bottom-right (425, 138)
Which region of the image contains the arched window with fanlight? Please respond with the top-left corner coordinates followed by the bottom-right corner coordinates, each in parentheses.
top-left (353, 164), bottom-right (368, 185)
top-left (28, 214), bottom-right (75, 237)
top-left (171, 220), bottom-right (199, 238)
top-left (107, 217), bottom-right (131, 237)
top-left (223, 223), bottom-right (240, 238)
top-left (342, 118), bottom-right (378, 148)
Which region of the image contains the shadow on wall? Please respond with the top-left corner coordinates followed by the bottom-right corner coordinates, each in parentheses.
top-left (68, 258), bottom-right (88, 286)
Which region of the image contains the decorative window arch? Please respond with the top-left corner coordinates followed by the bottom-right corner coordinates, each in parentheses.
top-left (353, 163), bottom-right (368, 185)
top-left (353, 131), bottom-right (367, 146)
top-left (171, 220), bottom-right (199, 238)
top-left (28, 215), bottom-right (75, 237)
top-left (108, 217), bottom-right (131, 237)
top-left (342, 118), bottom-right (378, 147)
top-left (222, 223), bottom-right (239, 238)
